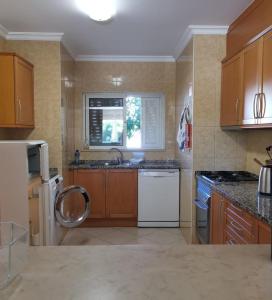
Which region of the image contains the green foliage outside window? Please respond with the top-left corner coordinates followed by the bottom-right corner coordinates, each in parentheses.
top-left (126, 97), bottom-right (141, 138)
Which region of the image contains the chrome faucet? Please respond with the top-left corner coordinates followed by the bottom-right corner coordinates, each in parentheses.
top-left (109, 148), bottom-right (124, 164)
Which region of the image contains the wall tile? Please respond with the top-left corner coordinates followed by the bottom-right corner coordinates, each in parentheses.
top-left (61, 45), bottom-right (75, 185)
top-left (74, 61), bottom-right (176, 160)
top-left (2, 40), bottom-right (62, 173)
top-left (193, 126), bottom-right (215, 159)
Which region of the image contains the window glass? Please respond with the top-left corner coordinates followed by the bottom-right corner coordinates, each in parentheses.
top-left (89, 98), bottom-right (124, 146)
top-left (85, 93), bottom-right (164, 150)
top-left (126, 96), bottom-right (141, 149)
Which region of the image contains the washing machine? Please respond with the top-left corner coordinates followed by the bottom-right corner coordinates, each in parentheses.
top-left (42, 175), bottom-right (90, 245)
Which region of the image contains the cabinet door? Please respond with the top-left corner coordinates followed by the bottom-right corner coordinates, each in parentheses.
top-left (221, 54), bottom-right (243, 126)
top-left (74, 170), bottom-right (106, 219)
top-left (210, 192), bottom-right (225, 244)
top-left (106, 170), bottom-right (137, 219)
top-left (260, 31), bottom-right (272, 124)
top-left (0, 55), bottom-right (15, 126)
top-left (258, 221), bottom-right (271, 244)
top-left (14, 56), bottom-right (34, 127)
top-left (242, 40), bottom-right (262, 125)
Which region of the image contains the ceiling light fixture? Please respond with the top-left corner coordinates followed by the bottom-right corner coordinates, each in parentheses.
top-left (76, 0), bottom-right (116, 22)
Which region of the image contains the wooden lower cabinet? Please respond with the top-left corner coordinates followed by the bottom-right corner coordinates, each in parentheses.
top-left (224, 203), bottom-right (258, 244)
top-left (73, 169), bottom-right (137, 226)
top-left (258, 221), bottom-right (272, 244)
top-left (106, 169), bottom-right (137, 219)
top-left (74, 170), bottom-right (106, 219)
top-left (210, 191), bottom-right (271, 244)
top-left (210, 192), bottom-right (226, 244)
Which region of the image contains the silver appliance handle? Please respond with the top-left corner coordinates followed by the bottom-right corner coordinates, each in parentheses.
top-left (194, 199), bottom-right (209, 210)
top-left (139, 170), bottom-right (179, 177)
top-left (253, 93), bottom-right (258, 119)
top-left (55, 185), bottom-right (90, 228)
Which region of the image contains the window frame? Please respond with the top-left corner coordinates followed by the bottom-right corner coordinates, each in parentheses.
top-left (83, 92), bottom-right (165, 151)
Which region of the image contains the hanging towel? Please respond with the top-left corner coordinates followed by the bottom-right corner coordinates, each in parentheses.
top-left (177, 105), bottom-right (191, 151)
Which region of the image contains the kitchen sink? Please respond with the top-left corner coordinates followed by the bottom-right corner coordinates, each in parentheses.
top-left (103, 161), bottom-right (120, 166)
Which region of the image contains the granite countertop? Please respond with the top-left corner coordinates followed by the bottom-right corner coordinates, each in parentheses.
top-left (70, 160), bottom-right (181, 170)
top-left (213, 181), bottom-right (272, 225)
top-left (1, 245), bottom-right (271, 300)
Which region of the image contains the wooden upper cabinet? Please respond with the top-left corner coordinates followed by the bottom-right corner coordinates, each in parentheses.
top-left (241, 40), bottom-right (262, 125)
top-left (226, 0), bottom-right (272, 59)
top-left (221, 54), bottom-right (243, 126)
top-left (260, 31), bottom-right (272, 124)
top-left (74, 170), bottom-right (106, 219)
top-left (0, 53), bottom-right (34, 128)
top-left (14, 56), bottom-right (34, 126)
top-left (210, 192), bottom-right (226, 244)
top-left (106, 170), bottom-right (137, 219)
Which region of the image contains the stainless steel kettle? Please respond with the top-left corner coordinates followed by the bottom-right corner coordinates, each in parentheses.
top-left (258, 164), bottom-right (272, 195)
top-left (255, 146), bottom-right (272, 195)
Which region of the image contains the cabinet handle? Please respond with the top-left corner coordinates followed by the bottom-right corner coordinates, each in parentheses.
top-left (257, 94), bottom-right (262, 119)
top-left (230, 220), bottom-right (243, 232)
top-left (18, 98), bottom-right (22, 120)
top-left (235, 98), bottom-right (239, 120)
top-left (228, 239), bottom-right (235, 245)
top-left (230, 204), bottom-right (243, 213)
top-left (260, 93), bottom-right (266, 118)
top-left (253, 93), bottom-right (258, 119)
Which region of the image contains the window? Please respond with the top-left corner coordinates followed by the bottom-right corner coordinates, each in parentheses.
top-left (84, 93), bottom-right (165, 150)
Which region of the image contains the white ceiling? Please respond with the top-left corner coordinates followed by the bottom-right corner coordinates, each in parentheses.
top-left (0, 0), bottom-right (251, 58)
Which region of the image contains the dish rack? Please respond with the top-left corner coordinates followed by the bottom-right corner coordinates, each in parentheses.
top-left (0, 222), bottom-right (28, 289)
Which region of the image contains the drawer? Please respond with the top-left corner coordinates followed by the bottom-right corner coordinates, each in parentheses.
top-left (225, 203), bottom-right (258, 237)
top-left (225, 213), bottom-right (257, 243)
top-left (224, 227), bottom-right (247, 244)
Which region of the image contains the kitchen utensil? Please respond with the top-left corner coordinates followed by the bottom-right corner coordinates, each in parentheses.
top-left (266, 159), bottom-right (272, 166)
top-left (266, 145), bottom-right (272, 160)
top-left (254, 158), bottom-right (264, 167)
top-left (258, 164), bottom-right (272, 195)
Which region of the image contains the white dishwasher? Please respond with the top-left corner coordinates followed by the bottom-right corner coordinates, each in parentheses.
top-left (138, 169), bottom-right (180, 227)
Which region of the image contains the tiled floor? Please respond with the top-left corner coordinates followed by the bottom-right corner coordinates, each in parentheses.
top-left (61, 227), bottom-right (187, 246)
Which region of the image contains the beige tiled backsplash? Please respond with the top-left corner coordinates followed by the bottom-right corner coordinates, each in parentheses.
top-left (74, 61), bottom-right (177, 161)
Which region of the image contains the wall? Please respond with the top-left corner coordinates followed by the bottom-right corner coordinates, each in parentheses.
top-left (176, 35), bottom-right (249, 231)
top-left (175, 41), bottom-right (193, 169)
top-left (175, 41), bottom-right (194, 227)
top-left (1, 40), bottom-right (63, 173)
top-left (0, 37), bottom-right (8, 139)
top-left (74, 61), bottom-right (176, 160)
top-left (60, 45), bottom-right (75, 185)
top-left (193, 35), bottom-right (247, 172)
top-left (246, 130), bottom-right (272, 174)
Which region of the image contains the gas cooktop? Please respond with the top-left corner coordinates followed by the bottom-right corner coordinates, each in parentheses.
top-left (196, 171), bottom-right (259, 184)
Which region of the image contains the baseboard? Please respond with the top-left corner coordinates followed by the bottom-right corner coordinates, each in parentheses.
top-left (180, 221), bottom-right (192, 228)
top-left (80, 218), bottom-right (137, 227)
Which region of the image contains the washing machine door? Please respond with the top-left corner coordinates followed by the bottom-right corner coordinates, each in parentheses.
top-left (55, 185), bottom-right (90, 228)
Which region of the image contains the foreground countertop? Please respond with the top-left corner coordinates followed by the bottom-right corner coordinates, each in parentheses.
top-left (213, 181), bottom-right (272, 225)
top-left (70, 160), bottom-right (181, 170)
top-left (1, 245), bottom-right (271, 300)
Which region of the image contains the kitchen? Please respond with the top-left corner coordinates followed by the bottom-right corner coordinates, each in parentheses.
top-left (0, 0), bottom-right (271, 299)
